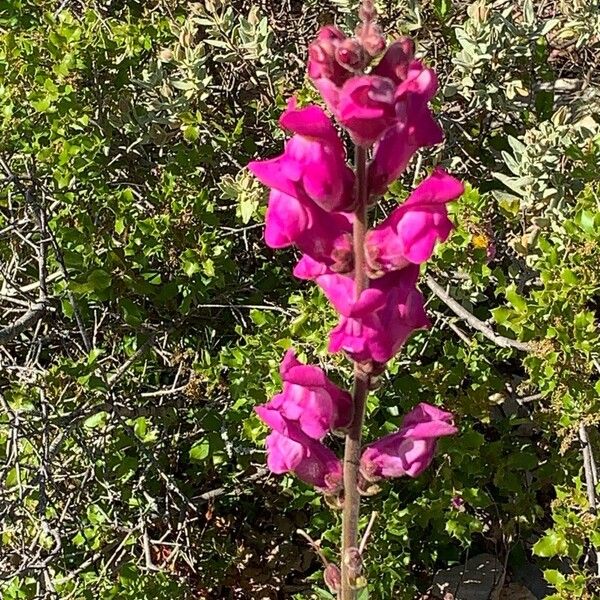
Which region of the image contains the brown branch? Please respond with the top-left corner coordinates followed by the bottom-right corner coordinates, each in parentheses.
top-left (0, 302), bottom-right (48, 346)
top-left (425, 275), bottom-right (533, 352)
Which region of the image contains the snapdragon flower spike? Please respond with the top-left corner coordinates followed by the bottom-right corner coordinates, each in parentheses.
top-left (264, 189), bottom-right (353, 278)
top-left (360, 403), bottom-right (457, 481)
top-left (366, 169), bottom-right (464, 276)
top-left (316, 265), bottom-right (429, 364)
top-left (255, 350), bottom-right (352, 440)
top-left (248, 100), bottom-right (355, 213)
top-left (256, 406), bottom-right (343, 494)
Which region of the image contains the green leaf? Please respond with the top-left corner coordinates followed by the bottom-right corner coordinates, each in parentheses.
top-left (87, 269), bottom-right (112, 291)
top-left (180, 249), bottom-right (201, 277)
top-left (491, 306), bottom-right (512, 325)
top-left (83, 411), bottom-right (108, 429)
top-left (533, 532), bottom-right (567, 558)
top-left (544, 569), bottom-right (566, 586)
top-left (183, 125), bottom-right (200, 143)
top-left (505, 285), bottom-right (528, 313)
top-left (189, 440), bottom-right (210, 462)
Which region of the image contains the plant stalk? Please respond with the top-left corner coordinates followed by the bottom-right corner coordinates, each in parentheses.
top-left (340, 145), bottom-right (370, 600)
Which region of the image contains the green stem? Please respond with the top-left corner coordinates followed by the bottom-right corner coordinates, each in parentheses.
top-left (340, 145), bottom-right (370, 600)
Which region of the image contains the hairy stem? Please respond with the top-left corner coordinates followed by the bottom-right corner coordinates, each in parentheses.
top-left (341, 145), bottom-right (370, 599)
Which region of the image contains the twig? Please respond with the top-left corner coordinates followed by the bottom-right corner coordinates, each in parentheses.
top-left (358, 511), bottom-right (378, 555)
top-left (108, 332), bottom-right (157, 388)
top-left (0, 302), bottom-right (48, 345)
top-left (425, 275), bottom-right (532, 352)
top-left (579, 424), bottom-right (597, 512)
top-left (194, 303), bottom-right (294, 315)
top-left (296, 529), bottom-right (329, 566)
top-left (579, 424), bottom-right (600, 576)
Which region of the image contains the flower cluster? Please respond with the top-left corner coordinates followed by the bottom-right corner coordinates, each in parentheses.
top-left (249, 17), bottom-right (462, 494)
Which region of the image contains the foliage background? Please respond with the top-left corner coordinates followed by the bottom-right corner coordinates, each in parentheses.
top-left (0, 0), bottom-right (599, 598)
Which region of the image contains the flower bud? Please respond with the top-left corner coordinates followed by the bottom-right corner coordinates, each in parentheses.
top-left (324, 564), bottom-right (342, 593)
top-left (335, 38), bottom-right (365, 72)
top-left (358, 0), bottom-right (376, 23)
top-left (356, 22), bottom-right (386, 57)
top-left (308, 26), bottom-right (353, 86)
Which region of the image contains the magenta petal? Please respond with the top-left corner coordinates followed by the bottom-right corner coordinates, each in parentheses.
top-left (264, 190), bottom-right (310, 248)
top-left (284, 364), bottom-right (328, 387)
top-left (360, 402), bottom-right (457, 480)
top-left (396, 209), bottom-right (453, 263)
top-left (280, 101), bottom-right (341, 148)
top-left (402, 169), bottom-right (464, 209)
top-left (265, 431), bottom-right (304, 473)
top-left (349, 287), bottom-right (388, 318)
top-left (279, 349), bottom-right (300, 376)
top-left (293, 255), bottom-right (328, 280)
top-left (316, 273), bottom-right (355, 316)
top-left (261, 351), bottom-right (353, 441)
top-left (248, 157), bottom-right (299, 199)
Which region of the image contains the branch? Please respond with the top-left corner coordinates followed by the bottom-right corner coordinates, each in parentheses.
top-left (425, 275), bottom-right (532, 352)
top-left (0, 302), bottom-right (48, 346)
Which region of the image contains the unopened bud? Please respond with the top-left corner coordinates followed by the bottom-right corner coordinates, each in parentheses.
top-left (336, 38), bottom-right (365, 72)
top-left (344, 547), bottom-right (363, 580)
top-left (358, 0), bottom-right (376, 23)
top-left (356, 22), bottom-right (386, 57)
top-left (324, 564), bottom-right (342, 593)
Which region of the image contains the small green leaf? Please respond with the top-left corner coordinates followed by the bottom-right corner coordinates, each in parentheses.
top-left (190, 440), bottom-right (210, 462)
top-left (505, 285), bottom-right (527, 313)
top-left (544, 569), bottom-right (566, 586)
top-left (83, 411), bottom-right (108, 429)
top-left (183, 125), bottom-right (200, 143)
top-left (87, 269), bottom-right (112, 291)
top-left (533, 532), bottom-right (566, 558)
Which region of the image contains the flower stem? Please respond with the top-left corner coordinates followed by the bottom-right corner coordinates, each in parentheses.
top-left (340, 145), bottom-right (370, 600)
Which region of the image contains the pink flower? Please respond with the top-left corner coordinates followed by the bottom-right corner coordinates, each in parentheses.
top-left (316, 266), bottom-right (430, 364)
top-left (316, 75), bottom-right (397, 147)
top-left (371, 37), bottom-right (416, 83)
top-left (255, 350), bottom-right (352, 440)
top-left (369, 62), bottom-right (444, 196)
top-left (264, 189), bottom-right (353, 276)
top-left (256, 393), bottom-right (344, 494)
top-left (308, 26), bottom-right (355, 87)
top-left (248, 100), bottom-right (355, 212)
top-left (366, 169), bottom-right (464, 275)
top-left (265, 430), bottom-right (343, 494)
top-left (360, 403), bottom-right (457, 480)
